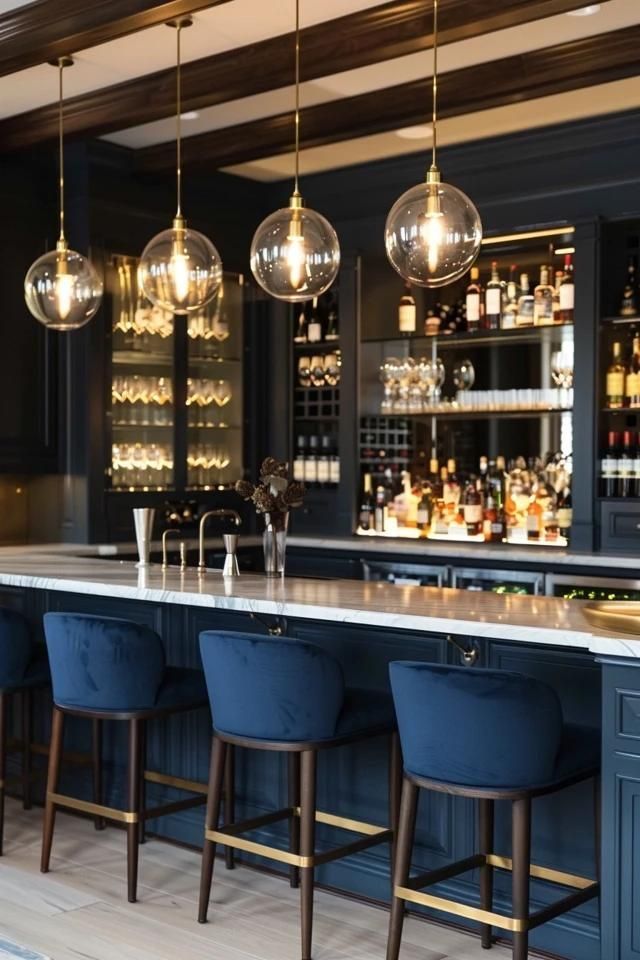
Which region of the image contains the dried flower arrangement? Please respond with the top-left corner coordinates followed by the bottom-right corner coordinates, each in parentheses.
top-left (235, 457), bottom-right (305, 524)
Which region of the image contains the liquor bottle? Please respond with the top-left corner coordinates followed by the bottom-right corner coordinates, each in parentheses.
top-left (556, 487), bottom-right (573, 541)
top-left (465, 267), bottom-right (482, 333)
top-left (627, 335), bottom-right (640, 409)
top-left (463, 478), bottom-right (483, 536)
top-left (304, 435), bottom-right (319, 484)
top-left (558, 254), bottom-right (574, 324)
top-left (293, 435), bottom-right (306, 482)
top-left (424, 308), bottom-right (440, 336)
top-left (374, 485), bottom-right (387, 533)
top-left (533, 265), bottom-right (554, 326)
top-left (606, 341), bottom-right (626, 409)
top-left (600, 432), bottom-right (619, 497)
top-left (316, 436), bottom-right (331, 485)
top-left (325, 295), bottom-right (339, 341)
top-left (485, 262), bottom-right (502, 330)
top-left (307, 297), bottom-right (323, 343)
top-left (619, 431), bottom-right (635, 498)
top-left (398, 283), bottom-right (417, 334)
top-left (501, 266), bottom-right (519, 329)
top-left (293, 306), bottom-right (307, 343)
top-left (620, 256), bottom-right (638, 318)
top-left (359, 473), bottom-right (374, 530)
top-left (526, 489), bottom-right (543, 541)
top-left (478, 455), bottom-right (489, 498)
top-left (416, 483), bottom-right (433, 535)
top-left (552, 270), bottom-right (563, 324)
top-left (516, 273), bottom-right (534, 327)
top-left (445, 458), bottom-right (461, 508)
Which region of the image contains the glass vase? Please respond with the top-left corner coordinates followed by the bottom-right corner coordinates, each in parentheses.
top-left (263, 510), bottom-right (289, 577)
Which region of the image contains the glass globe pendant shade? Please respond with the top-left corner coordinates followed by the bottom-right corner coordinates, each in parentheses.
top-left (24, 240), bottom-right (104, 331)
top-left (139, 216), bottom-right (222, 315)
top-left (385, 173), bottom-right (482, 288)
top-left (250, 196), bottom-right (340, 302)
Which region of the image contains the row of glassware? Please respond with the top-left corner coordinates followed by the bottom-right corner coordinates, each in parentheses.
top-left (111, 441), bottom-right (233, 488)
top-left (297, 351), bottom-right (341, 388)
top-left (187, 444), bottom-right (233, 488)
top-left (112, 376), bottom-right (234, 427)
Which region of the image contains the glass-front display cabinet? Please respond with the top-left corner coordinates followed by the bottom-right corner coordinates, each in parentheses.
top-left (108, 255), bottom-right (245, 495)
top-left (357, 227), bottom-right (576, 548)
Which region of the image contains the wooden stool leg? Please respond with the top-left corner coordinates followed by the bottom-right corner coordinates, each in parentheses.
top-left (22, 689), bottom-right (33, 811)
top-left (41, 706), bottom-right (64, 873)
top-left (386, 777), bottom-right (418, 960)
top-left (288, 752), bottom-right (301, 889)
top-left (92, 718), bottom-right (105, 831)
top-left (389, 732), bottom-right (402, 885)
top-left (126, 718), bottom-right (142, 903)
top-left (300, 749), bottom-right (317, 960)
top-left (198, 736), bottom-right (227, 924)
top-left (139, 721), bottom-right (147, 845)
top-left (479, 798), bottom-right (495, 949)
top-left (0, 693), bottom-right (6, 856)
top-left (511, 797), bottom-right (531, 960)
top-left (224, 743), bottom-right (235, 869)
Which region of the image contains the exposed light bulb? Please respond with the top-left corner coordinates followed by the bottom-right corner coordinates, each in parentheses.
top-left (285, 224), bottom-right (306, 290)
top-left (421, 212), bottom-right (444, 273)
top-left (169, 239), bottom-right (191, 304)
top-left (54, 268), bottom-right (74, 321)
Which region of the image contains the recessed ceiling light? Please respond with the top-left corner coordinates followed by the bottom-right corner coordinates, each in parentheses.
top-left (566, 4), bottom-right (601, 15)
top-left (181, 110), bottom-right (199, 120)
top-left (396, 124), bottom-right (433, 140)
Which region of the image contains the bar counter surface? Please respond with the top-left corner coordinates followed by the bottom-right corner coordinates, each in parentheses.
top-left (0, 549), bottom-right (637, 960)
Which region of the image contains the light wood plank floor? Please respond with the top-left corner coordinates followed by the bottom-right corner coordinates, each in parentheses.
top-left (0, 798), bottom-right (514, 960)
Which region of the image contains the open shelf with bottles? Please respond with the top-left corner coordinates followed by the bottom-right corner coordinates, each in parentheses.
top-left (356, 227), bottom-right (575, 548)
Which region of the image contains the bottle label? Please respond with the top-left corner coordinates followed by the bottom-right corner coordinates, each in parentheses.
top-left (606, 372), bottom-right (625, 397)
top-left (317, 460), bottom-right (330, 483)
top-left (307, 322), bottom-right (322, 343)
top-left (466, 293), bottom-right (480, 323)
top-left (330, 459), bottom-right (340, 483)
top-left (626, 373), bottom-right (637, 398)
top-left (398, 304), bottom-right (416, 333)
top-left (601, 456), bottom-right (616, 477)
top-left (293, 459), bottom-right (304, 482)
top-left (486, 289), bottom-right (501, 315)
top-left (464, 505), bottom-right (483, 523)
top-left (556, 508), bottom-right (573, 528)
top-left (304, 461), bottom-right (318, 483)
top-left (417, 508), bottom-right (429, 525)
top-left (559, 284), bottom-right (574, 310)
top-left (526, 514), bottom-right (539, 532)
top-left (491, 522), bottom-right (504, 534)
top-left (633, 457), bottom-right (640, 478)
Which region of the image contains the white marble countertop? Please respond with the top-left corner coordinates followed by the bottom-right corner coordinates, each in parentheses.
top-left (0, 552), bottom-right (637, 660)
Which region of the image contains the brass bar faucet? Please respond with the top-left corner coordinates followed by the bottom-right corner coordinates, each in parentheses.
top-left (198, 509), bottom-right (242, 575)
top-left (162, 528), bottom-right (187, 570)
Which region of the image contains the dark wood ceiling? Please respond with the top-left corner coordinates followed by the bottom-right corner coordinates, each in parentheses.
top-left (0, 0), bottom-right (614, 157)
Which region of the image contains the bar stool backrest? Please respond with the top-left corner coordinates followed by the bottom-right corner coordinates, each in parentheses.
top-left (0, 608), bottom-right (32, 688)
top-left (199, 630), bottom-right (345, 742)
top-left (389, 661), bottom-right (564, 788)
top-left (44, 612), bottom-right (165, 711)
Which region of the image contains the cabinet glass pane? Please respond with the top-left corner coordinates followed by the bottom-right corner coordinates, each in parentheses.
top-left (109, 255), bottom-right (175, 491)
top-left (186, 273), bottom-right (244, 490)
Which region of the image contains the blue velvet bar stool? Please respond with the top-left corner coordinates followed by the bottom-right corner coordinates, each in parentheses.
top-left (387, 662), bottom-right (600, 960)
top-left (41, 612), bottom-right (211, 903)
top-left (197, 630), bottom-right (401, 960)
top-left (0, 608), bottom-right (50, 855)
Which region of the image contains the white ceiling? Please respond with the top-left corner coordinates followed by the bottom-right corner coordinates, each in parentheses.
top-left (0, 0), bottom-right (638, 181)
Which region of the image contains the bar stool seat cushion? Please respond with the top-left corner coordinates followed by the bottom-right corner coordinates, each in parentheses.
top-left (551, 722), bottom-right (600, 784)
top-left (0, 609), bottom-right (49, 693)
top-left (200, 630), bottom-right (394, 743)
top-left (390, 661), bottom-right (570, 789)
top-left (44, 613), bottom-right (206, 715)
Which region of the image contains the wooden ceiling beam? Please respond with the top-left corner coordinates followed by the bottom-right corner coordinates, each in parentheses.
top-left (0, 0), bottom-right (232, 79)
top-left (134, 25), bottom-right (640, 172)
top-left (0, 0), bottom-right (608, 151)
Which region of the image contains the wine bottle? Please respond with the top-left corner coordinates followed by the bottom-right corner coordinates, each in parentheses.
top-left (516, 273), bottom-right (534, 327)
top-left (627, 335), bottom-right (640, 409)
top-left (325, 295), bottom-right (339, 341)
top-left (558, 254), bottom-right (574, 324)
top-left (359, 473), bottom-right (374, 530)
top-left (293, 305), bottom-right (307, 343)
top-left (620, 256), bottom-right (638, 318)
top-left (606, 341), bottom-right (626, 409)
top-left (307, 297), bottom-right (322, 343)
top-left (485, 262), bottom-right (502, 330)
top-left (465, 267), bottom-right (482, 333)
top-left (398, 283), bottom-right (416, 334)
top-left (533, 265), bottom-right (554, 326)
top-left (601, 432), bottom-right (619, 498)
top-left (502, 265), bottom-right (518, 329)
top-left (416, 483), bottom-right (433, 535)
top-left (463, 478), bottom-right (483, 536)
top-left (619, 430), bottom-right (635, 498)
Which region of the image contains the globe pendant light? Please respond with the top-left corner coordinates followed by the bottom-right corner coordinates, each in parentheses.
top-left (24, 57), bottom-right (103, 331)
top-left (250, 0), bottom-right (340, 302)
top-left (139, 18), bottom-right (222, 315)
top-left (384, 0), bottom-right (482, 288)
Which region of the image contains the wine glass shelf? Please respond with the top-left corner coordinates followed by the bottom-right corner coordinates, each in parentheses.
top-left (363, 323), bottom-right (573, 348)
top-left (293, 340), bottom-right (340, 352)
top-left (382, 407), bottom-right (572, 420)
top-left (601, 316), bottom-right (640, 326)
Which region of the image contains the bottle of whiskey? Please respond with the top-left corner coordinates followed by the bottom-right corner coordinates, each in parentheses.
top-left (398, 282), bottom-right (417, 334)
top-left (516, 273), bottom-right (534, 326)
top-left (359, 473), bottom-right (374, 530)
top-left (307, 297), bottom-right (323, 343)
top-left (620, 256), bottom-right (638, 318)
top-left (501, 265), bottom-right (519, 329)
top-left (558, 254), bottom-right (574, 324)
top-left (627, 335), bottom-right (640, 409)
top-left (463, 478), bottom-right (483, 536)
top-left (533, 265), bottom-right (554, 326)
top-left (465, 267), bottom-right (482, 333)
top-left (606, 341), bottom-right (626, 409)
top-left (485, 262), bottom-right (502, 330)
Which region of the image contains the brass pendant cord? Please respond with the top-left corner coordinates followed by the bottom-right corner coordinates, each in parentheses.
top-left (430, 0), bottom-right (438, 173)
top-left (176, 22), bottom-right (183, 217)
top-left (293, 0), bottom-right (301, 195)
top-left (58, 59), bottom-right (65, 243)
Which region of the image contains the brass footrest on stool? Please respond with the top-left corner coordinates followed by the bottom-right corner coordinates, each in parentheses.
top-left (395, 853), bottom-right (599, 934)
top-left (206, 805), bottom-right (392, 869)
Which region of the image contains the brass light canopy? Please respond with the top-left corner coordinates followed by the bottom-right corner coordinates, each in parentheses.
top-left (139, 17), bottom-right (222, 315)
top-left (384, 0), bottom-right (482, 288)
top-left (249, 0), bottom-right (340, 303)
top-left (24, 56), bottom-right (103, 331)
